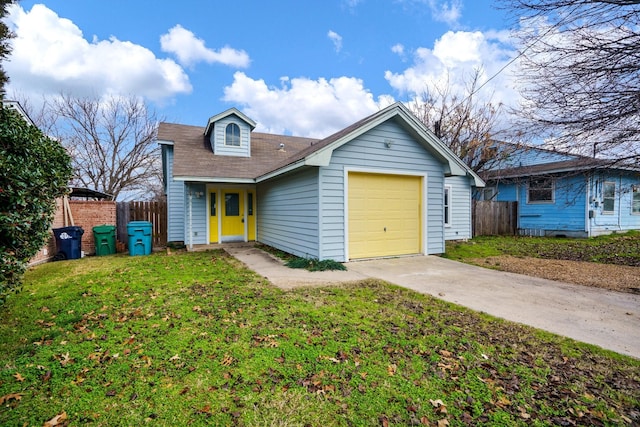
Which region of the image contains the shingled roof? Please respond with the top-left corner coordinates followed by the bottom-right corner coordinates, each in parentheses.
top-left (157, 122), bottom-right (318, 180)
top-left (157, 103), bottom-right (484, 186)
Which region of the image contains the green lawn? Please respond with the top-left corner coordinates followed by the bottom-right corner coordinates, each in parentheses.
top-left (1, 251), bottom-right (638, 426)
top-left (443, 231), bottom-right (640, 267)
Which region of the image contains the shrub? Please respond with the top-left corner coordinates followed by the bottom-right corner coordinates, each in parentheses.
top-left (285, 257), bottom-right (347, 271)
top-left (0, 106), bottom-right (72, 304)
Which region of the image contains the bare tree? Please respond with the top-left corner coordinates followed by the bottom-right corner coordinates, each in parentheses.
top-left (500, 0), bottom-right (640, 161)
top-left (45, 94), bottom-right (161, 200)
top-left (408, 69), bottom-right (515, 173)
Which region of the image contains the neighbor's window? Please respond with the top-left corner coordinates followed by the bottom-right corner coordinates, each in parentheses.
top-left (483, 187), bottom-right (496, 201)
top-left (444, 186), bottom-right (451, 226)
top-left (603, 181), bottom-right (615, 213)
top-left (633, 185), bottom-right (640, 214)
top-left (225, 123), bottom-right (241, 146)
top-left (528, 178), bottom-right (554, 203)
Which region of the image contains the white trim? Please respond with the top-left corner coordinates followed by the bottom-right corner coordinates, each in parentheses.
top-left (343, 167), bottom-right (428, 261)
top-left (256, 160), bottom-right (306, 182)
top-left (156, 139), bottom-right (174, 146)
top-left (175, 176), bottom-right (254, 184)
top-left (318, 168), bottom-right (325, 260)
top-left (343, 168), bottom-right (350, 261)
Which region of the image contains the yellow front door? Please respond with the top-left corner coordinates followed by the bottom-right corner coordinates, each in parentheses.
top-left (222, 190), bottom-right (245, 241)
top-left (348, 172), bottom-right (422, 259)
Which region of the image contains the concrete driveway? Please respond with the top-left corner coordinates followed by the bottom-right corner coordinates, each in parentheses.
top-left (224, 244), bottom-right (640, 359)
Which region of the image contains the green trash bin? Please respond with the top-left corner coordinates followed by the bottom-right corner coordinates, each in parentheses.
top-left (127, 221), bottom-right (152, 256)
top-left (93, 224), bottom-right (116, 256)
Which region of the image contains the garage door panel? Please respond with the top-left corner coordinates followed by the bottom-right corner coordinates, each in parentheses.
top-left (348, 172), bottom-right (422, 259)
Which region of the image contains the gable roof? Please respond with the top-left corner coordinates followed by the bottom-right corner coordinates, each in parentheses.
top-left (157, 102), bottom-right (484, 187)
top-left (482, 143), bottom-right (640, 181)
top-left (204, 107), bottom-right (257, 136)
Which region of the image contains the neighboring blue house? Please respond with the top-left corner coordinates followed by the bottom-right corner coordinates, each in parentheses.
top-left (157, 102), bottom-right (484, 261)
top-left (481, 144), bottom-right (640, 237)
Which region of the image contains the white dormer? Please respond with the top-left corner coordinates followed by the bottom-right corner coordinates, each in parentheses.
top-left (204, 108), bottom-right (256, 157)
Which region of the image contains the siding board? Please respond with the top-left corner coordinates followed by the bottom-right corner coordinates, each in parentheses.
top-left (319, 120), bottom-right (446, 261)
top-left (257, 168), bottom-right (320, 258)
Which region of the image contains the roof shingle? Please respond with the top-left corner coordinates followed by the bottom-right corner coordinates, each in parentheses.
top-left (157, 122), bottom-right (318, 180)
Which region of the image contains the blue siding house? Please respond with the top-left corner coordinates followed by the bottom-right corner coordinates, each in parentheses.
top-left (481, 145), bottom-right (640, 237)
top-left (157, 103), bottom-right (483, 261)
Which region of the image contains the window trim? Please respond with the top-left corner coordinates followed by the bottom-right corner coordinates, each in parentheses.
top-left (631, 185), bottom-right (640, 215)
top-left (602, 181), bottom-right (616, 214)
top-left (527, 177), bottom-right (555, 204)
top-left (444, 185), bottom-right (451, 227)
top-left (225, 123), bottom-right (241, 146)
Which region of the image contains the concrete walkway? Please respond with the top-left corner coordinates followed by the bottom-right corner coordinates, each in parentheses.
top-left (223, 244), bottom-right (640, 359)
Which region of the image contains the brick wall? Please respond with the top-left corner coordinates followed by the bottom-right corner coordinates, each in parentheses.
top-left (69, 200), bottom-right (117, 255)
top-left (29, 199), bottom-right (117, 265)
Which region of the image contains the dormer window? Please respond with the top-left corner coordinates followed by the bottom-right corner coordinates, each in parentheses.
top-left (225, 123), bottom-right (241, 146)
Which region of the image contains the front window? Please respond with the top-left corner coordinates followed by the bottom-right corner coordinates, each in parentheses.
top-left (633, 185), bottom-right (640, 214)
top-left (603, 182), bottom-right (615, 213)
top-left (225, 123), bottom-right (240, 146)
top-left (528, 178), bottom-right (554, 203)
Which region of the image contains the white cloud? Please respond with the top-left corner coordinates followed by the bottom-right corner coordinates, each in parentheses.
top-left (384, 30), bottom-right (519, 110)
top-left (327, 30), bottom-right (343, 53)
top-left (391, 43), bottom-right (405, 56)
top-left (160, 25), bottom-right (250, 68)
top-left (428, 0), bottom-right (462, 26)
top-left (223, 72), bottom-right (394, 138)
top-left (4, 4), bottom-right (191, 102)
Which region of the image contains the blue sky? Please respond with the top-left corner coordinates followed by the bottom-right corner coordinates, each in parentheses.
top-left (5, 0), bottom-right (518, 138)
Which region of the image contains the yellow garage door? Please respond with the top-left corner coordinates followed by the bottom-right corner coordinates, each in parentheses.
top-left (348, 172), bottom-right (422, 259)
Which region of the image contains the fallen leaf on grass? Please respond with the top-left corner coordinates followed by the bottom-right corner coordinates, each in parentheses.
top-left (437, 419), bottom-right (449, 427)
top-left (387, 364), bottom-right (397, 376)
top-left (13, 372), bottom-right (25, 382)
top-left (0, 393), bottom-right (22, 405)
top-left (221, 354), bottom-right (234, 366)
top-left (43, 411), bottom-right (68, 427)
top-left (169, 354), bottom-right (180, 361)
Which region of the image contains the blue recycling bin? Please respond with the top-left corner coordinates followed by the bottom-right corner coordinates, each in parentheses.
top-left (127, 221), bottom-right (152, 256)
top-left (53, 226), bottom-right (84, 260)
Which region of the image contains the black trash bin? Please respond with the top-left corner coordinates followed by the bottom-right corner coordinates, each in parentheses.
top-left (53, 226), bottom-right (84, 260)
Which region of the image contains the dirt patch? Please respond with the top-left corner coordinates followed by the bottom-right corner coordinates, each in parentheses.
top-left (473, 256), bottom-right (640, 294)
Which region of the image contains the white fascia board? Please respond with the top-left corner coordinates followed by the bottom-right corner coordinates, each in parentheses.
top-left (157, 139), bottom-right (174, 146)
top-left (255, 160), bottom-right (307, 182)
top-left (174, 176), bottom-right (255, 184)
top-left (204, 108), bottom-right (257, 135)
top-left (398, 107), bottom-right (485, 187)
top-left (304, 150), bottom-right (333, 166)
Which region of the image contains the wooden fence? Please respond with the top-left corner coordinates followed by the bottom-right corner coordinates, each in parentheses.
top-left (116, 200), bottom-right (167, 247)
top-left (473, 200), bottom-right (518, 237)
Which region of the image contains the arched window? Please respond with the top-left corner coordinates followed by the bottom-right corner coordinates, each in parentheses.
top-left (225, 123), bottom-right (241, 146)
